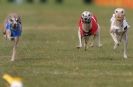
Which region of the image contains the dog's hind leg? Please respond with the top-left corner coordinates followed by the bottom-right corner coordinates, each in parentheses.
top-left (77, 28), bottom-right (82, 48)
top-left (11, 37), bottom-right (19, 61)
top-left (119, 30), bottom-right (127, 42)
top-left (123, 32), bottom-right (128, 58)
top-left (88, 36), bottom-right (94, 47)
top-left (84, 36), bottom-right (88, 51)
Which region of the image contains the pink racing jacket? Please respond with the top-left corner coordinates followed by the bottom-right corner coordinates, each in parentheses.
top-left (78, 15), bottom-right (98, 37)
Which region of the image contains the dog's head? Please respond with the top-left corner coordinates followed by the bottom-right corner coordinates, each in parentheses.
top-left (8, 13), bottom-right (21, 29)
top-left (114, 8), bottom-right (125, 21)
top-left (81, 11), bottom-right (92, 24)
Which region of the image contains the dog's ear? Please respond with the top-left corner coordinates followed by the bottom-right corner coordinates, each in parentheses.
top-left (7, 16), bottom-right (13, 22)
top-left (18, 15), bottom-right (22, 24)
top-left (7, 16), bottom-right (11, 20)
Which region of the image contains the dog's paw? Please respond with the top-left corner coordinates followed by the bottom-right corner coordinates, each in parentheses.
top-left (113, 43), bottom-right (119, 50)
top-left (11, 58), bottom-right (15, 61)
top-left (3, 35), bottom-right (7, 40)
top-left (124, 54), bottom-right (128, 59)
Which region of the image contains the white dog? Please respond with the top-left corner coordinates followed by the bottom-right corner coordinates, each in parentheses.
top-left (3, 13), bottom-right (22, 61)
top-left (77, 11), bottom-right (102, 50)
top-left (110, 8), bottom-right (130, 58)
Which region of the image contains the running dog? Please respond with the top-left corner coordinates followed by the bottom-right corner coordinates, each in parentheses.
top-left (3, 13), bottom-right (22, 61)
top-left (110, 8), bottom-right (130, 58)
top-left (77, 11), bottom-right (102, 50)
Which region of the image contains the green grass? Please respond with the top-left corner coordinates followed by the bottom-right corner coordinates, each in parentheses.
top-left (0, 1), bottom-right (133, 87)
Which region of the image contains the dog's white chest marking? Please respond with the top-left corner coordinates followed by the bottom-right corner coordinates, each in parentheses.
top-left (115, 21), bottom-right (124, 33)
top-left (111, 19), bottom-right (125, 34)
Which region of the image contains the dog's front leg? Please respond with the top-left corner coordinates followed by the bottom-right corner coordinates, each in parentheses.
top-left (123, 32), bottom-right (128, 58)
top-left (84, 36), bottom-right (89, 51)
top-left (11, 37), bottom-right (19, 61)
top-left (77, 28), bottom-right (82, 48)
top-left (11, 45), bottom-right (16, 61)
top-left (110, 31), bottom-right (119, 49)
top-left (6, 30), bottom-right (12, 40)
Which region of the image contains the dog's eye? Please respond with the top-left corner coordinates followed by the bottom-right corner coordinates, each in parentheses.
top-left (121, 11), bottom-right (123, 13)
top-left (116, 11), bottom-right (118, 13)
top-left (88, 14), bottom-right (90, 16)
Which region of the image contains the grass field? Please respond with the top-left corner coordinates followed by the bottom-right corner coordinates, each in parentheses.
top-left (0, 1), bottom-right (133, 87)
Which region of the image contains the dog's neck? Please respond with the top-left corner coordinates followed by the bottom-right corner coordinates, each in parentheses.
top-left (82, 22), bottom-right (92, 32)
top-left (115, 19), bottom-right (123, 28)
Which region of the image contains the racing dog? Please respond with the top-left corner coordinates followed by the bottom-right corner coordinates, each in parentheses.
top-left (3, 13), bottom-right (22, 61)
top-left (110, 8), bottom-right (130, 58)
top-left (77, 11), bottom-right (102, 50)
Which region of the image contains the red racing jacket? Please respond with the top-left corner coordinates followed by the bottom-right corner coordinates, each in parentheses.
top-left (78, 15), bottom-right (98, 37)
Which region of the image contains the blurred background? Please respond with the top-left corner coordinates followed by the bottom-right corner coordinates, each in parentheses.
top-left (0, 0), bottom-right (133, 9)
top-left (0, 0), bottom-right (133, 87)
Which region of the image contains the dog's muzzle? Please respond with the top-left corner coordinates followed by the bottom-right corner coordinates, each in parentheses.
top-left (84, 18), bottom-right (91, 24)
top-left (115, 15), bottom-right (124, 21)
top-left (13, 24), bottom-right (17, 28)
top-left (11, 23), bottom-right (18, 30)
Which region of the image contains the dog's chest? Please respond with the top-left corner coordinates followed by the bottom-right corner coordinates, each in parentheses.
top-left (82, 23), bottom-right (91, 32)
top-left (114, 21), bottom-right (123, 31)
top-left (116, 21), bottom-right (127, 35)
